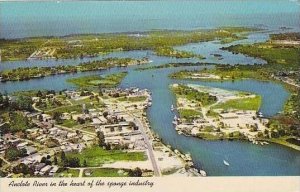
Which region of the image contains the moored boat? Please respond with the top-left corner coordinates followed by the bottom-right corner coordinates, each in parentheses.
top-left (223, 160), bottom-right (230, 166)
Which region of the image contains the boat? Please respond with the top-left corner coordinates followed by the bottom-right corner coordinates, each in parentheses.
top-left (200, 170), bottom-right (207, 177)
top-left (258, 111), bottom-right (263, 118)
top-left (171, 104), bottom-right (175, 111)
top-left (172, 120), bottom-right (177, 125)
top-left (174, 115), bottom-right (178, 121)
top-left (223, 160), bottom-right (230, 166)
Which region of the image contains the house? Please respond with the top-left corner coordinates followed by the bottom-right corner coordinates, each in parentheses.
top-left (17, 142), bottom-right (28, 149)
top-left (39, 165), bottom-right (52, 175)
top-left (49, 165), bottom-right (59, 176)
top-left (32, 97), bottom-right (40, 103)
top-left (61, 112), bottom-right (71, 120)
top-left (49, 127), bottom-right (59, 135)
top-left (35, 163), bottom-right (46, 172)
top-left (219, 113), bottom-right (238, 119)
top-left (41, 114), bottom-right (52, 122)
top-left (67, 132), bottom-right (77, 139)
top-left (25, 146), bottom-right (37, 155)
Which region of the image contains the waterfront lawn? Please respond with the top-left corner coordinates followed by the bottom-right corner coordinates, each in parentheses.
top-left (213, 95), bottom-right (261, 111)
top-left (54, 169), bottom-right (80, 177)
top-left (67, 72), bottom-right (127, 88)
top-left (83, 168), bottom-right (128, 177)
top-left (178, 109), bottom-right (202, 122)
top-left (172, 84), bottom-right (217, 106)
top-left (66, 146), bottom-right (147, 167)
top-left (117, 96), bottom-right (147, 102)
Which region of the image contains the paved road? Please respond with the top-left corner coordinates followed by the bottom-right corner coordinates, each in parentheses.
top-left (133, 117), bottom-right (161, 177)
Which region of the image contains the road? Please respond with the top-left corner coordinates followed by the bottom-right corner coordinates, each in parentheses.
top-left (133, 116), bottom-right (161, 177)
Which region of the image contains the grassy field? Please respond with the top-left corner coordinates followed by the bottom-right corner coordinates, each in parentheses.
top-left (171, 84), bottom-right (217, 106)
top-left (83, 168), bottom-right (128, 177)
top-left (67, 146), bottom-right (147, 167)
top-left (117, 96), bottom-right (147, 102)
top-left (67, 72), bottom-right (127, 88)
top-left (178, 109), bottom-right (202, 122)
top-left (54, 169), bottom-right (80, 177)
top-left (61, 119), bottom-right (78, 128)
top-left (213, 95), bottom-right (262, 111)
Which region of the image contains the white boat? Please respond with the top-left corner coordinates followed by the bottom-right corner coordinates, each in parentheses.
top-left (200, 170), bottom-right (207, 177)
top-left (172, 120), bottom-right (177, 125)
top-left (174, 115), bottom-right (178, 121)
top-left (223, 160), bottom-right (230, 166)
top-left (171, 105), bottom-right (175, 111)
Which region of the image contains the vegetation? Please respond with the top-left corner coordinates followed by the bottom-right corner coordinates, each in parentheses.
top-left (55, 169), bottom-right (80, 177)
top-left (213, 95), bottom-right (262, 111)
top-left (224, 36), bottom-right (300, 70)
top-left (0, 27), bottom-right (256, 61)
top-left (135, 62), bottom-right (214, 71)
top-left (169, 64), bottom-right (269, 81)
top-left (5, 147), bottom-right (27, 161)
top-left (67, 72), bottom-right (127, 88)
top-left (171, 84), bottom-right (217, 106)
top-left (0, 58), bottom-right (138, 82)
top-left (83, 168), bottom-right (128, 177)
top-left (178, 109), bottom-right (202, 122)
top-left (66, 146), bottom-right (146, 167)
top-left (270, 32), bottom-right (300, 41)
top-left (154, 46), bottom-right (204, 59)
top-left (2, 112), bottom-right (33, 134)
top-left (117, 96), bottom-right (147, 102)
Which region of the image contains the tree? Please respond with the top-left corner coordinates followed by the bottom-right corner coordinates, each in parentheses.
top-left (0, 92), bottom-right (3, 106)
top-left (83, 159), bottom-right (87, 167)
top-left (0, 159), bottom-right (3, 167)
top-left (13, 163), bottom-right (32, 175)
top-left (61, 151), bottom-right (66, 162)
top-left (53, 112), bottom-right (62, 124)
top-left (15, 96), bottom-right (34, 111)
top-left (68, 157), bottom-right (80, 167)
top-left (41, 157), bottom-right (47, 163)
top-left (38, 114), bottom-right (43, 122)
top-left (5, 147), bottom-right (22, 161)
top-left (0, 123), bottom-right (10, 135)
top-left (9, 112), bottom-right (32, 133)
top-left (36, 90), bottom-right (43, 97)
top-left (103, 111), bottom-right (109, 118)
top-left (53, 156), bottom-right (58, 165)
top-left (128, 167), bottom-right (142, 177)
top-left (97, 131), bottom-right (106, 147)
